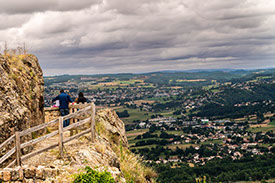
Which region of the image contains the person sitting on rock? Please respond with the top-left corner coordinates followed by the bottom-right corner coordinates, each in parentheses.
top-left (52, 90), bottom-right (73, 127)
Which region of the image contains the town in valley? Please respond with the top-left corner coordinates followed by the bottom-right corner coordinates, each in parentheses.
top-left (44, 69), bottom-right (275, 181)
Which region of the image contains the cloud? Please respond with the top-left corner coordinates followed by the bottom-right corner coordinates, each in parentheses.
top-left (0, 0), bottom-right (101, 14)
top-left (0, 0), bottom-right (274, 75)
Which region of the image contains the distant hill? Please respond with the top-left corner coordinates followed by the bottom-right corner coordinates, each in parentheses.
top-left (44, 68), bottom-right (275, 86)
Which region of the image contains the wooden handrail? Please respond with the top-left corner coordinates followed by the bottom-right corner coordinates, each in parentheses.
top-left (0, 134), bottom-right (15, 150)
top-left (44, 103), bottom-right (90, 111)
top-left (0, 147), bottom-right (15, 164)
top-left (63, 117), bottom-right (91, 132)
top-left (20, 130), bottom-right (59, 149)
top-left (19, 118), bottom-right (59, 137)
top-left (20, 105), bottom-right (91, 137)
top-left (64, 128), bottom-right (91, 144)
top-left (0, 103), bottom-right (97, 168)
top-left (62, 105), bottom-right (91, 121)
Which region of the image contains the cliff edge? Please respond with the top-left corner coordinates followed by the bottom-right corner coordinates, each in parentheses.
top-left (18, 108), bottom-right (156, 182)
top-left (0, 54), bottom-right (44, 158)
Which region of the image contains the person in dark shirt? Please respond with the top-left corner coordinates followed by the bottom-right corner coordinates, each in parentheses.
top-left (75, 92), bottom-right (87, 104)
top-left (52, 90), bottom-right (73, 127)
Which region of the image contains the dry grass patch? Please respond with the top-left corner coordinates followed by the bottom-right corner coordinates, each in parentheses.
top-left (133, 100), bottom-right (155, 105)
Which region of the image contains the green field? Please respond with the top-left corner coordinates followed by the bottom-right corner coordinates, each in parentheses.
top-left (126, 130), bottom-right (184, 136)
top-left (114, 107), bottom-right (155, 124)
top-left (249, 120), bottom-right (275, 133)
top-left (153, 130), bottom-right (185, 135)
top-left (115, 79), bottom-right (144, 85)
top-left (249, 127), bottom-right (275, 133)
top-left (200, 139), bottom-right (223, 145)
top-left (269, 121), bottom-right (275, 126)
top-left (127, 130), bottom-right (187, 149)
top-left (113, 106), bottom-right (179, 124)
top-left (167, 144), bottom-right (193, 150)
top-left (130, 144), bottom-right (157, 149)
top-left (126, 129), bottom-right (149, 141)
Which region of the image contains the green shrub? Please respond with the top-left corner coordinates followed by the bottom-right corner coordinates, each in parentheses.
top-left (72, 166), bottom-right (115, 183)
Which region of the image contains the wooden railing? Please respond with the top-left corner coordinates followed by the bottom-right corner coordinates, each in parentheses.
top-left (0, 103), bottom-right (96, 168)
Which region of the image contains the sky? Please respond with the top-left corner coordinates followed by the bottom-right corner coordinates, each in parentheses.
top-left (0, 0), bottom-right (275, 76)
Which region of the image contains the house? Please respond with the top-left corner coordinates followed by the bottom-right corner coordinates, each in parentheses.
top-left (201, 119), bottom-right (209, 123)
top-left (139, 122), bottom-right (146, 128)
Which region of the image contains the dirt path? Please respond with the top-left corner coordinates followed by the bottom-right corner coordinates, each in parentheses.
top-left (22, 130), bottom-right (89, 167)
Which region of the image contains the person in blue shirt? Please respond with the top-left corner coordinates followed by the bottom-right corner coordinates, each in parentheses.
top-left (52, 90), bottom-right (73, 127)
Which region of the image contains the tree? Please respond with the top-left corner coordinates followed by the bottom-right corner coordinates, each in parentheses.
top-left (116, 110), bottom-right (130, 118)
top-left (149, 124), bottom-right (157, 133)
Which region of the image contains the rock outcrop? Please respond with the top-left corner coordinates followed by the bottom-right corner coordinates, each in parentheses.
top-left (0, 54), bottom-right (45, 157)
top-left (16, 108), bottom-right (156, 183)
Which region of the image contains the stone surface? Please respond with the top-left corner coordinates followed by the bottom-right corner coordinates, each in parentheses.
top-left (19, 167), bottom-right (24, 180)
top-left (44, 168), bottom-right (52, 178)
top-left (10, 168), bottom-right (19, 181)
top-left (23, 179), bottom-right (34, 183)
top-left (24, 166), bottom-right (36, 178)
top-left (96, 108), bottom-right (128, 148)
top-left (0, 54), bottom-right (45, 166)
top-left (36, 167), bottom-right (45, 180)
top-left (3, 170), bottom-right (11, 181)
top-left (0, 170), bottom-right (3, 181)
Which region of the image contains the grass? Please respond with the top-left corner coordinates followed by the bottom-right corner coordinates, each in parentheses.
top-left (167, 144), bottom-right (193, 150)
top-left (259, 143), bottom-right (274, 148)
top-left (115, 79), bottom-right (144, 85)
top-left (128, 137), bottom-right (161, 147)
top-left (130, 144), bottom-right (157, 149)
top-left (269, 120), bottom-right (275, 126)
top-left (175, 79), bottom-right (206, 82)
top-left (85, 79), bottom-right (157, 90)
top-left (113, 107), bottom-right (155, 124)
top-left (127, 130), bottom-right (187, 149)
top-left (210, 89), bottom-right (219, 92)
top-left (249, 126), bottom-right (275, 133)
top-left (200, 139), bottom-right (223, 145)
top-left (113, 104), bottom-right (180, 124)
top-left (147, 97), bottom-right (169, 102)
top-left (162, 130), bottom-right (185, 135)
top-left (248, 116), bottom-right (275, 132)
top-left (126, 129), bottom-right (149, 135)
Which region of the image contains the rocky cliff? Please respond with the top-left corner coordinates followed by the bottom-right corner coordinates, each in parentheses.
top-left (0, 54), bottom-right (45, 155)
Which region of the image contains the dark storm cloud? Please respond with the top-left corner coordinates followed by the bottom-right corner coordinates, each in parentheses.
top-left (0, 0), bottom-right (101, 14)
top-left (0, 0), bottom-right (274, 75)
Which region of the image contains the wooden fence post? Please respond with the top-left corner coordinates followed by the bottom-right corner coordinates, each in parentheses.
top-left (15, 132), bottom-right (21, 166)
top-left (90, 103), bottom-right (96, 142)
top-left (69, 108), bottom-right (73, 136)
top-left (58, 117), bottom-right (64, 158)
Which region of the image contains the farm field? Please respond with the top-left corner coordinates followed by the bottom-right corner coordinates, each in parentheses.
top-left (113, 106), bottom-right (177, 124)
top-left (113, 107), bottom-right (155, 124)
top-left (249, 120), bottom-right (275, 133)
top-left (167, 144), bottom-right (193, 150)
